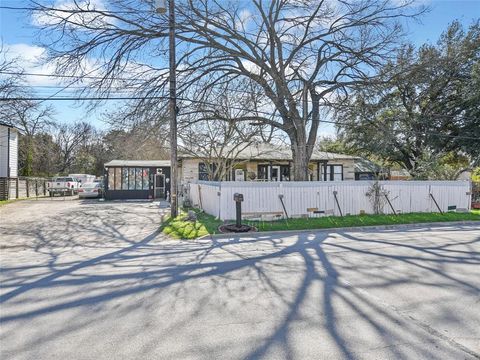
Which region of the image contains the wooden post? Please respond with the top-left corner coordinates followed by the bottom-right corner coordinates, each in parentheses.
top-left (35, 179), bottom-right (38, 197)
top-left (26, 178), bottom-right (29, 198)
top-left (43, 180), bottom-right (46, 195)
top-left (16, 177), bottom-right (19, 199)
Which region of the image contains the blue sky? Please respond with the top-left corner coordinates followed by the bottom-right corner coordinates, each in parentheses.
top-left (0, 0), bottom-right (479, 135)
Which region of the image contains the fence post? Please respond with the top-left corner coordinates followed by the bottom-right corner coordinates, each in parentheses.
top-left (43, 180), bottom-right (46, 195)
top-left (6, 177), bottom-right (10, 200)
top-left (35, 179), bottom-right (38, 197)
top-left (16, 177), bottom-right (19, 199)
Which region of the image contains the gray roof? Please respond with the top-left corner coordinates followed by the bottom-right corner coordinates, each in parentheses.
top-left (105, 160), bottom-right (170, 167)
top-left (179, 143), bottom-right (359, 161)
top-left (354, 158), bottom-right (382, 173)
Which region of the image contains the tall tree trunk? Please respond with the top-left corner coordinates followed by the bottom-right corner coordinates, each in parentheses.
top-left (291, 137), bottom-right (309, 180)
top-left (290, 92), bottom-right (320, 181)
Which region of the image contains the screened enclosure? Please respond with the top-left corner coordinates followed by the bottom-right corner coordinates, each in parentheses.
top-left (104, 160), bottom-right (170, 200)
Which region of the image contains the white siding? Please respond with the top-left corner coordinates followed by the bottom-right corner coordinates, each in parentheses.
top-left (9, 130), bottom-right (18, 177)
top-left (189, 180), bottom-right (471, 220)
top-left (0, 126), bottom-right (9, 177)
top-left (0, 125), bottom-right (19, 178)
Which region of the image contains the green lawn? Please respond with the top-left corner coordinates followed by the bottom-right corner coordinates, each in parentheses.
top-left (0, 198), bottom-right (25, 207)
top-left (0, 196), bottom-right (47, 207)
top-left (161, 208), bottom-right (480, 239)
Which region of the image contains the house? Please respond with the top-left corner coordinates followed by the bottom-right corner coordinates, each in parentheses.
top-left (178, 143), bottom-right (359, 182)
top-left (0, 121), bottom-right (21, 200)
top-left (354, 158), bottom-right (386, 180)
top-left (103, 145), bottom-right (381, 200)
top-left (389, 169), bottom-right (411, 180)
top-left (103, 160), bottom-right (171, 200)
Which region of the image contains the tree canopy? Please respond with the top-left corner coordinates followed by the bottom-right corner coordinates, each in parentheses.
top-left (29, 0), bottom-right (425, 179)
top-left (336, 21), bottom-right (480, 178)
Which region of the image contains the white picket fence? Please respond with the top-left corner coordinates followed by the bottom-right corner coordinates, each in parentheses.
top-left (188, 180), bottom-right (472, 220)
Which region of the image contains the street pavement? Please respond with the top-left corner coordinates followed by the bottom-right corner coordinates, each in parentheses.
top-left (0, 199), bottom-right (479, 359)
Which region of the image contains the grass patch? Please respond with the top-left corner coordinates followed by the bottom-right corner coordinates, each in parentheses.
top-left (245, 211), bottom-right (480, 232)
top-left (0, 198), bottom-right (28, 207)
top-left (161, 208), bottom-right (480, 239)
top-left (161, 209), bottom-right (221, 239)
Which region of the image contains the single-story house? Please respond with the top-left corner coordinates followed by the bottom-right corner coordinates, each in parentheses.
top-left (0, 121), bottom-right (22, 200)
top-left (103, 145), bottom-right (386, 200)
top-left (354, 158), bottom-right (386, 180)
top-left (178, 143), bottom-right (359, 182)
top-left (104, 160), bottom-right (171, 200)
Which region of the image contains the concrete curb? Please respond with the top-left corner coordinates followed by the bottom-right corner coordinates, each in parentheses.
top-left (205, 220), bottom-right (480, 240)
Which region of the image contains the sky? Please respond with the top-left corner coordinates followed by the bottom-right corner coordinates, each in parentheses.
top-left (0, 0), bottom-right (479, 136)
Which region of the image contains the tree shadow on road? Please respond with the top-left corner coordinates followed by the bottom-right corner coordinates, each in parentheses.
top-left (1, 205), bottom-right (479, 359)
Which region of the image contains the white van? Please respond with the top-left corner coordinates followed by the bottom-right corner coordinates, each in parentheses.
top-left (69, 174), bottom-right (96, 185)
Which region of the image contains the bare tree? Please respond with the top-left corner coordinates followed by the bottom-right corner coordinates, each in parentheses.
top-left (30, 0), bottom-right (425, 179)
top-left (54, 122), bottom-right (94, 173)
top-left (180, 120), bottom-right (260, 181)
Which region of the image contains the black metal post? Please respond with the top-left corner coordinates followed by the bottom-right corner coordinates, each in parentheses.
top-left (236, 201), bottom-right (242, 228)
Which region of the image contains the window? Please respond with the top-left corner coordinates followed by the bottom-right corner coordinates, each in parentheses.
top-left (142, 169), bottom-right (150, 190)
top-left (257, 165), bottom-right (268, 180)
top-left (115, 168), bottom-right (122, 190)
top-left (198, 163), bottom-right (217, 181)
top-left (280, 165), bottom-right (290, 181)
top-left (128, 168), bottom-right (135, 189)
top-left (333, 165), bottom-right (343, 181)
top-left (108, 167), bottom-right (151, 190)
top-left (122, 168), bottom-right (128, 189)
top-left (108, 168), bottom-right (114, 190)
top-left (320, 164), bottom-right (343, 181)
top-left (135, 168), bottom-right (143, 190)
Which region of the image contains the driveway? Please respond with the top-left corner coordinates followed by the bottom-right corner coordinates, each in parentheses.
top-left (0, 199), bottom-right (479, 359)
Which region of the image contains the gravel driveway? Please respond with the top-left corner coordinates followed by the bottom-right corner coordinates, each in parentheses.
top-left (1, 199), bottom-right (479, 359)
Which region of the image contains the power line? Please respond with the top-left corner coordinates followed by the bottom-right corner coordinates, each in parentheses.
top-left (0, 70), bottom-right (166, 82)
top-left (0, 5), bottom-right (154, 15)
top-left (1, 94), bottom-right (478, 141)
top-left (3, 71), bottom-right (480, 123)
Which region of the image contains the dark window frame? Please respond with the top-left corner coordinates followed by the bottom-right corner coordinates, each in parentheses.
top-left (198, 162), bottom-right (218, 181)
top-left (319, 163), bottom-right (344, 181)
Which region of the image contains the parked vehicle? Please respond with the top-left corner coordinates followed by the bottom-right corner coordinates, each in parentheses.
top-left (68, 174), bottom-right (96, 185)
top-left (47, 177), bottom-right (80, 196)
top-left (78, 182), bottom-right (103, 198)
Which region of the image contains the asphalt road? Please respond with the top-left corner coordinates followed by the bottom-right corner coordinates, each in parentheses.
top-left (0, 199), bottom-right (479, 359)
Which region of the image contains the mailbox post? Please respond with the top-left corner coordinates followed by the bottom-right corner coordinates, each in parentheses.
top-left (233, 193), bottom-right (244, 228)
top-left (219, 193), bottom-right (254, 233)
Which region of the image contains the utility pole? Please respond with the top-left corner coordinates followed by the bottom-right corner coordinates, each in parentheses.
top-left (168, 0), bottom-right (178, 218)
top-left (155, 0), bottom-right (178, 218)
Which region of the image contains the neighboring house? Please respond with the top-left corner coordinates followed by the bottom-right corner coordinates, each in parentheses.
top-left (103, 160), bottom-right (171, 200)
top-left (0, 121), bottom-right (22, 200)
top-left (0, 121), bottom-right (20, 179)
top-left (354, 158), bottom-right (385, 180)
top-left (389, 169), bottom-right (412, 180)
top-left (178, 143), bottom-right (359, 183)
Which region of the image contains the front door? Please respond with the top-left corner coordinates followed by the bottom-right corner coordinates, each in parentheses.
top-left (154, 174), bottom-right (165, 199)
top-left (270, 166), bottom-right (280, 181)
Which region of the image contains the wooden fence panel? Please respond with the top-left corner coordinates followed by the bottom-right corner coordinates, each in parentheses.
top-left (0, 177), bottom-right (49, 200)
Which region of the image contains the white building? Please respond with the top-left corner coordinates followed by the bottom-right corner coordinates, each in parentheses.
top-left (0, 121), bottom-right (21, 178)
